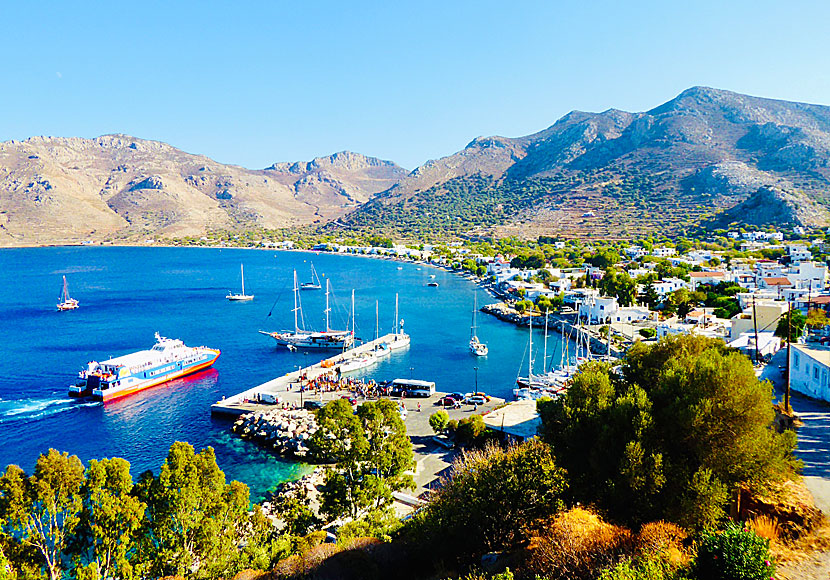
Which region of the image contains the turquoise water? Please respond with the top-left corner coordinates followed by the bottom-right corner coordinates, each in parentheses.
top-left (0, 247), bottom-right (565, 500)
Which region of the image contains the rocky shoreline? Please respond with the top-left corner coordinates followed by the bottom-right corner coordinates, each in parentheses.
top-left (232, 408), bottom-right (319, 460)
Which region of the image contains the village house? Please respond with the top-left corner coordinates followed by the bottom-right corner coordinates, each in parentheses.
top-left (689, 270), bottom-right (728, 290)
top-left (727, 331), bottom-right (781, 361)
top-left (790, 343), bottom-right (830, 403)
top-left (729, 300), bottom-right (789, 341)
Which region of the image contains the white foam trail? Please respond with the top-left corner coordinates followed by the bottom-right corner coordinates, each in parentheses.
top-left (0, 397), bottom-right (100, 423)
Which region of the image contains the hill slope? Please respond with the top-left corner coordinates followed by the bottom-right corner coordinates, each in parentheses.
top-left (338, 87), bottom-right (830, 239)
top-left (0, 135), bottom-right (406, 246)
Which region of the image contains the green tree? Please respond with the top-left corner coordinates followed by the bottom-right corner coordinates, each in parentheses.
top-left (134, 442), bottom-right (251, 579)
top-left (429, 410), bottom-right (450, 434)
top-left (0, 449), bottom-right (85, 580)
top-left (538, 335), bottom-right (799, 529)
top-left (641, 282), bottom-right (659, 308)
top-left (407, 440), bottom-right (566, 557)
top-left (806, 308), bottom-right (829, 329)
top-left (775, 309), bottom-right (806, 342)
top-left (313, 399), bottom-right (414, 520)
top-left (71, 458), bottom-right (145, 580)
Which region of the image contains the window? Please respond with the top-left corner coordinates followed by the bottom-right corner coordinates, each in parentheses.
top-left (794, 352), bottom-right (800, 370)
top-left (823, 368), bottom-right (828, 387)
top-left (815, 365), bottom-right (821, 382)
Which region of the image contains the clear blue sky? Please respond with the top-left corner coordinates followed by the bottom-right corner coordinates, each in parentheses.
top-left (1, 1), bottom-right (828, 170)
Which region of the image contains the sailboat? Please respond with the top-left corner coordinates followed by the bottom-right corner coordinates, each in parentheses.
top-left (300, 262), bottom-right (322, 290)
top-left (515, 315), bottom-right (570, 397)
top-left (259, 272), bottom-right (354, 350)
top-left (57, 276), bottom-right (79, 311)
top-left (226, 264), bottom-right (254, 301)
top-left (388, 293), bottom-right (410, 350)
top-left (469, 293), bottom-right (488, 356)
top-left (373, 301), bottom-right (391, 358)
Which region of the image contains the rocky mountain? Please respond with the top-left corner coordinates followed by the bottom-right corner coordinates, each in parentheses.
top-left (0, 136), bottom-right (406, 246)
top-left (341, 87), bottom-right (830, 239)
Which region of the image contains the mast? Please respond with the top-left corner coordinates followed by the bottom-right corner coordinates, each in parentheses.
top-left (292, 270), bottom-right (299, 333)
top-left (375, 300), bottom-right (380, 342)
top-left (395, 293), bottom-right (399, 335)
top-left (543, 313), bottom-right (548, 373)
top-left (241, 264), bottom-right (245, 296)
top-left (471, 293), bottom-right (477, 340)
top-left (63, 276), bottom-right (68, 301)
top-left (528, 313), bottom-right (533, 380)
top-left (325, 279), bottom-right (331, 332)
top-left (351, 289), bottom-right (355, 337)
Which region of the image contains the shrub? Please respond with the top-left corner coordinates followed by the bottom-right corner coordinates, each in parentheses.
top-left (693, 522), bottom-right (775, 580)
top-left (747, 515), bottom-right (780, 543)
top-left (429, 410), bottom-right (450, 434)
top-left (598, 551), bottom-right (680, 580)
top-left (524, 507), bottom-right (634, 580)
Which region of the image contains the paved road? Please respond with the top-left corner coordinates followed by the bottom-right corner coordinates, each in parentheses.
top-left (761, 349), bottom-right (830, 514)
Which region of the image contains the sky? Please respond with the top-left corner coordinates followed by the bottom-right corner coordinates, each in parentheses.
top-left (1, 1), bottom-right (829, 170)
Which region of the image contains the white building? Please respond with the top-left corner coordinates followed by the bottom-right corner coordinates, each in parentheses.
top-left (727, 332), bottom-right (781, 360)
top-left (652, 247), bottom-right (677, 258)
top-left (788, 245), bottom-right (813, 264)
top-left (689, 271), bottom-right (728, 289)
top-left (791, 344), bottom-right (830, 402)
top-left (579, 294), bottom-right (619, 323)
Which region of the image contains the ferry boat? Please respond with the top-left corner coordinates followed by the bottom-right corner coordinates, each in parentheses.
top-left (68, 333), bottom-right (220, 401)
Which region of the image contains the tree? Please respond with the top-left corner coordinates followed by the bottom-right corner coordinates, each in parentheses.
top-left (71, 457), bottom-right (145, 580)
top-left (775, 309), bottom-right (806, 342)
top-left (408, 441), bottom-right (567, 557)
top-left (134, 442), bottom-right (251, 579)
top-left (806, 308), bottom-right (829, 330)
top-left (641, 281), bottom-right (659, 308)
top-left (313, 399), bottom-right (414, 521)
top-left (538, 335), bottom-right (799, 529)
top-left (0, 449), bottom-right (85, 580)
top-left (429, 410), bottom-right (450, 434)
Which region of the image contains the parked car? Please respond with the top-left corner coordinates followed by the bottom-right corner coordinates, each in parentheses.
top-left (437, 396), bottom-right (460, 407)
top-left (465, 395), bottom-right (487, 405)
top-left (303, 400), bottom-right (324, 410)
top-left (340, 395), bottom-right (357, 405)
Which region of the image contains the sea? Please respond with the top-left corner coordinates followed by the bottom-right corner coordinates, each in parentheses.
top-left (0, 247), bottom-right (567, 501)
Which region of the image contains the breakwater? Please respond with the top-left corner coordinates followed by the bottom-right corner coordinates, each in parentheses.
top-left (232, 408), bottom-right (319, 460)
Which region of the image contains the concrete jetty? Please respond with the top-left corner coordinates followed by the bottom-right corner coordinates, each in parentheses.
top-left (211, 333), bottom-right (409, 417)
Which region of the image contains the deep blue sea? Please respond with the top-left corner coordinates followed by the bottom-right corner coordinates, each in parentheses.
top-left (0, 247), bottom-right (565, 500)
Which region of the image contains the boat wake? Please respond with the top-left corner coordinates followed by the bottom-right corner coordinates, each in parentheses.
top-left (0, 397), bottom-right (101, 424)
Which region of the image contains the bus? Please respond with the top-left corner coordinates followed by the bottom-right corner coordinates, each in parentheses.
top-left (386, 378), bottom-right (436, 398)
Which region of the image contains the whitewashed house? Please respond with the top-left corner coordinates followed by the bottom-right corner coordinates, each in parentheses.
top-left (790, 343), bottom-right (830, 402)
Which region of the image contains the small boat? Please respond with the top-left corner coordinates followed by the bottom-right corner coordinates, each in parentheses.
top-left (336, 352), bottom-right (376, 375)
top-left (57, 276), bottom-right (79, 311)
top-left (226, 264), bottom-right (254, 301)
top-left (469, 293), bottom-right (488, 356)
top-left (427, 282), bottom-right (439, 287)
top-left (300, 262), bottom-right (322, 290)
top-left (69, 333), bottom-right (220, 401)
top-left (430, 274), bottom-right (436, 279)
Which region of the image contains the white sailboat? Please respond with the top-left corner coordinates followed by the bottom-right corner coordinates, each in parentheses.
top-left (259, 272), bottom-right (354, 350)
top-left (57, 276), bottom-right (79, 311)
top-left (515, 315), bottom-right (570, 397)
top-left (388, 293), bottom-right (410, 350)
top-left (469, 293), bottom-right (488, 356)
top-left (226, 264), bottom-right (254, 301)
top-left (300, 262), bottom-right (322, 290)
top-left (373, 301), bottom-right (391, 358)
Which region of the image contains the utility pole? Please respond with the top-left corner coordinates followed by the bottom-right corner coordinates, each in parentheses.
top-left (785, 300), bottom-right (792, 412)
top-left (752, 296), bottom-right (760, 364)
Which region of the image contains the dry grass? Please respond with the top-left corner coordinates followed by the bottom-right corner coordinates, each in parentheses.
top-left (749, 514), bottom-right (782, 543)
top-left (523, 507), bottom-right (635, 580)
top-left (636, 520), bottom-right (689, 566)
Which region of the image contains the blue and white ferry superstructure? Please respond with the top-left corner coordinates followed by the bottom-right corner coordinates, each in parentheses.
top-left (69, 333), bottom-right (221, 401)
